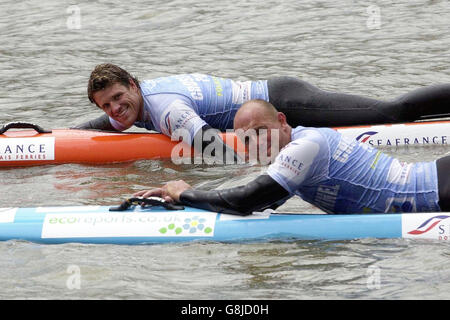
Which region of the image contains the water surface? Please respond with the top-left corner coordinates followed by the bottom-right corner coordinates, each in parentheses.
top-left (1, 0), bottom-right (449, 300)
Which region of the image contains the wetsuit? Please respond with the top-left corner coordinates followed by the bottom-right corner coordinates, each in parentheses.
top-left (75, 74), bottom-right (450, 158)
top-left (180, 126), bottom-right (449, 215)
top-left (268, 77), bottom-right (450, 127)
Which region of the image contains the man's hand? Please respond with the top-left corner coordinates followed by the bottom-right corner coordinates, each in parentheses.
top-left (133, 180), bottom-right (193, 203)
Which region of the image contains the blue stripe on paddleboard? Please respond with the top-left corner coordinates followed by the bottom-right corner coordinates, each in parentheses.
top-left (0, 205), bottom-right (405, 244)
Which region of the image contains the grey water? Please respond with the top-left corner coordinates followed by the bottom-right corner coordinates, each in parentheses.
top-left (1, 0), bottom-right (449, 300)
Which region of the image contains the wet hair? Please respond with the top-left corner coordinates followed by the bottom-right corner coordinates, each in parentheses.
top-left (87, 63), bottom-right (140, 104)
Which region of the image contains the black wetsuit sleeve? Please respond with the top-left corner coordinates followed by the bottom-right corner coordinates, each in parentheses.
top-left (193, 124), bottom-right (242, 164)
top-left (71, 113), bottom-right (118, 131)
top-left (179, 174), bottom-right (290, 215)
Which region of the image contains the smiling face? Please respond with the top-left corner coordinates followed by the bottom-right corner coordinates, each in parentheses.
top-left (93, 80), bottom-right (143, 130)
top-left (234, 100), bottom-right (292, 162)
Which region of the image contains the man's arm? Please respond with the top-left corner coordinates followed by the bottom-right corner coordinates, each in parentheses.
top-left (194, 124), bottom-right (242, 164)
top-left (71, 113), bottom-right (118, 131)
top-left (151, 96), bottom-right (241, 164)
top-left (134, 175), bottom-right (291, 216)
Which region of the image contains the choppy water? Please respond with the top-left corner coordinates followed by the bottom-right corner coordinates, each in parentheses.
top-left (1, 0), bottom-right (450, 300)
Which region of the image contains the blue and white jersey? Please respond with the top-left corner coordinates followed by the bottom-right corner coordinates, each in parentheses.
top-left (110, 74), bottom-right (268, 144)
top-left (267, 126), bottom-right (440, 214)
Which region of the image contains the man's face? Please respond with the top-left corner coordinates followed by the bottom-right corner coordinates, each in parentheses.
top-left (234, 106), bottom-right (290, 163)
top-left (93, 81), bottom-right (142, 130)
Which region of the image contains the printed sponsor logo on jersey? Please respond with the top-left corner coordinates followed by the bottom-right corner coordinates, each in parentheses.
top-left (314, 185), bottom-right (340, 212)
top-left (370, 151), bottom-right (382, 169)
top-left (387, 159), bottom-right (412, 185)
top-left (231, 80), bottom-right (251, 104)
top-left (277, 153), bottom-right (304, 174)
top-left (386, 197), bottom-right (416, 213)
top-left (160, 102), bottom-right (198, 136)
top-left (277, 140), bottom-right (315, 174)
top-left (142, 80), bottom-right (157, 91)
top-left (191, 74), bottom-right (209, 82)
top-left (332, 137), bottom-right (356, 163)
top-left (211, 76), bottom-right (223, 97)
top-left (174, 75), bottom-right (204, 100)
top-left (273, 139), bottom-right (319, 187)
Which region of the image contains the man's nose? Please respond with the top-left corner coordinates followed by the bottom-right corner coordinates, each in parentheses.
top-left (110, 101), bottom-right (121, 115)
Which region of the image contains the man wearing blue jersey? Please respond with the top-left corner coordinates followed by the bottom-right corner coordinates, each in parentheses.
top-left (134, 99), bottom-right (450, 215)
top-left (77, 64), bottom-right (450, 161)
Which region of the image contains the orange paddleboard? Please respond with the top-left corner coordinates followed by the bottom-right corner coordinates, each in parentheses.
top-left (0, 124), bottom-right (244, 167)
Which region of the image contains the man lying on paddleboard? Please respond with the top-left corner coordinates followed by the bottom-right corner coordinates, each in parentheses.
top-left (76, 63), bottom-right (450, 161)
top-left (134, 99), bottom-right (450, 215)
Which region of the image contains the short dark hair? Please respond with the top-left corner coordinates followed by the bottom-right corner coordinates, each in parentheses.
top-left (87, 63), bottom-right (140, 104)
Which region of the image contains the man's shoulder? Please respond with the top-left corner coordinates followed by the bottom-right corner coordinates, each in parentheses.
top-left (292, 126), bottom-right (330, 143)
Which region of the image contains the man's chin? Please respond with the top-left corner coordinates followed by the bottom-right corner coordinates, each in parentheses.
top-left (114, 118), bottom-right (134, 130)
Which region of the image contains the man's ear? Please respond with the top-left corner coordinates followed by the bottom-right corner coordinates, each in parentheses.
top-left (129, 79), bottom-right (138, 91)
top-left (277, 112), bottom-right (287, 125)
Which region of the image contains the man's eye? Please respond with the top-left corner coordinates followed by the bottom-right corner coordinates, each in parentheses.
top-left (113, 93), bottom-right (122, 100)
